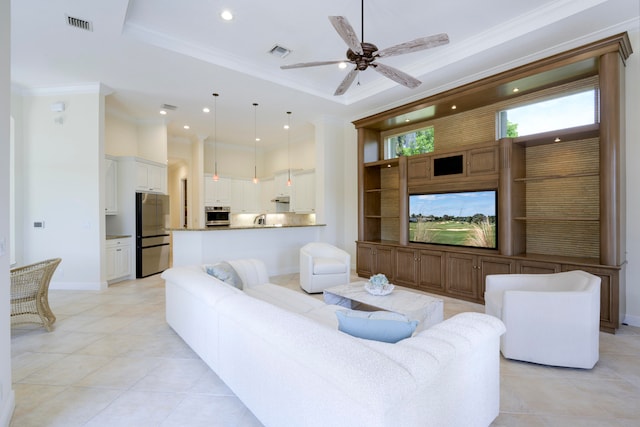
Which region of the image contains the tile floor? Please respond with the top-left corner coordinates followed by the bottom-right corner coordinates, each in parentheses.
top-left (9, 272), bottom-right (640, 426)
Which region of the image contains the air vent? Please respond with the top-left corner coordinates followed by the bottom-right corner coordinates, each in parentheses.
top-left (66, 15), bottom-right (93, 31)
top-left (161, 104), bottom-right (178, 111)
top-left (268, 45), bottom-right (291, 58)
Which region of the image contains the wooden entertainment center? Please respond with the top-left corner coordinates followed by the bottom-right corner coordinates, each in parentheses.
top-left (354, 33), bottom-right (632, 333)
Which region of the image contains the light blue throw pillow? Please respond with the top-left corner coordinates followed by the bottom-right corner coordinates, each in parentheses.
top-left (335, 309), bottom-right (419, 343)
top-left (204, 261), bottom-right (243, 289)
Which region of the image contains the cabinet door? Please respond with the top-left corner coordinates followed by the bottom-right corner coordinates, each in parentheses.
top-left (562, 265), bottom-right (619, 332)
top-left (478, 256), bottom-right (515, 301)
top-left (516, 259), bottom-right (561, 274)
top-left (446, 253), bottom-right (478, 300)
top-left (105, 245), bottom-right (117, 280)
top-left (375, 246), bottom-right (395, 280)
top-left (417, 249), bottom-right (446, 292)
top-left (105, 159), bottom-right (118, 215)
top-left (274, 172), bottom-right (291, 197)
top-left (136, 162), bottom-right (150, 191)
top-left (407, 156), bottom-right (430, 185)
top-left (114, 243), bottom-right (131, 278)
top-left (205, 177), bottom-right (231, 206)
top-left (148, 164), bottom-right (167, 193)
top-left (356, 243), bottom-right (375, 277)
top-left (243, 180), bottom-right (261, 213)
top-left (394, 248), bottom-right (418, 286)
top-left (293, 172), bottom-right (315, 213)
top-left (230, 180), bottom-right (244, 212)
top-left (467, 146), bottom-right (499, 176)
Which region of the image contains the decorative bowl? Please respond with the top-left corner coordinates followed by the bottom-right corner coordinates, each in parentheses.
top-left (364, 281), bottom-right (395, 296)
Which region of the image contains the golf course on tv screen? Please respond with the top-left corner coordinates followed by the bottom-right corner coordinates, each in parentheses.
top-left (409, 190), bottom-right (497, 249)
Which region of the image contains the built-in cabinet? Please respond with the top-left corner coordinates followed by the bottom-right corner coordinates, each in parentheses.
top-left (105, 237), bottom-right (132, 282)
top-left (230, 179), bottom-right (261, 213)
top-left (354, 34), bottom-right (630, 333)
top-left (135, 159), bottom-right (167, 194)
top-left (105, 157), bottom-right (118, 215)
top-left (204, 176), bottom-right (231, 206)
top-left (292, 170), bottom-right (315, 213)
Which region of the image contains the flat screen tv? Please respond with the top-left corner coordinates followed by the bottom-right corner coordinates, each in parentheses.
top-left (409, 190), bottom-right (497, 249)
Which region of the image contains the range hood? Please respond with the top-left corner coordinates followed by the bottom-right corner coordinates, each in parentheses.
top-left (271, 196), bottom-right (290, 203)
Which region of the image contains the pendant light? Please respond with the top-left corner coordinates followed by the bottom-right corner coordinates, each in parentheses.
top-left (252, 103), bottom-right (259, 184)
top-left (286, 111), bottom-right (292, 186)
top-left (212, 93), bottom-right (219, 181)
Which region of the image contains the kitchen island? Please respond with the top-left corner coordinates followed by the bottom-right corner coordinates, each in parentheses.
top-left (170, 224), bottom-right (326, 275)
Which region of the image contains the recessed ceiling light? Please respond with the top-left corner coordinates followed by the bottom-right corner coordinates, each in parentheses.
top-left (203, 107), bottom-right (210, 113)
top-left (451, 105), bottom-right (457, 110)
top-left (255, 137), bottom-right (261, 142)
top-left (554, 137), bottom-right (561, 142)
top-left (284, 124), bottom-right (290, 129)
top-left (512, 87), bottom-right (520, 93)
top-left (220, 10), bottom-right (233, 21)
top-left (405, 119), bottom-right (410, 122)
top-left (184, 125), bottom-right (190, 130)
top-left (338, 62), bottom-right (347, 69)
top-left (160, 110), bottom-right (167, 115)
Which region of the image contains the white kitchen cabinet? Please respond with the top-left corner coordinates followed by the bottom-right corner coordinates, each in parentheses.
top-left (260, 178), bottom-right (275, 213)
top-left (204, 175), bottom-right (231, 206)
top-left (231, 179), bottom-right (261, 213)
top-left (292, 170), bottom-right (315, 213)
top-left (105, 158), bottom-right (118, 215)
top-left (274, 172), bottom-right (291, 197)
top-left (105, 237), bottom-right (132, 282)
top-left (136, 160), bottom-right (167, 194)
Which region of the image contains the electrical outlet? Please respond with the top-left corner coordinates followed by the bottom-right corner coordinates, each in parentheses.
top-left (34, 221), bottom-right (45, 228)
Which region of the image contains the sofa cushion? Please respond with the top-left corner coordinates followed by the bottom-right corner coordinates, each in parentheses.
top-left (313, 257), bottom-right (347, 274)
top-left (336, 309), bottom-right (419, 343)
top-left (203, 261), bottom-right (243, 289)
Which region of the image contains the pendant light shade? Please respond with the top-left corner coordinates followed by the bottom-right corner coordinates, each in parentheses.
top-left (253, 103), bottom-right (259, 184)
top-left (286, 111), bottom-right (292, 186)
top-left (212, 93), bottom-right (219, 181)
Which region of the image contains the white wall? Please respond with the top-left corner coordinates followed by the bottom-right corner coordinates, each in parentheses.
top-left (19, 90), bottom-right (105, 290)
top-left (624, 29), bottom-right (640, 326)
top-left (203, 140), bottom-right (266, 179)
top-left (104, 110), bottom-right (137, 156)
top-left (0, 0), bottom-right (15, 424)
top-left (137, 121), bottom-right (168, 164)
top-left (262, 138), bottom-right (315, 177)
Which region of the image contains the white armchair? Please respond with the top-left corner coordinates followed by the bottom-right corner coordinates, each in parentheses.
top-left (485, 270), bottom-right (601, 369)
top-left (299, 242), bottom-right (350, 293)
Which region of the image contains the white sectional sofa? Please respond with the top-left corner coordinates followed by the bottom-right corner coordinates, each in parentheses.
top-left (161, 259), bottom-right (506, 427)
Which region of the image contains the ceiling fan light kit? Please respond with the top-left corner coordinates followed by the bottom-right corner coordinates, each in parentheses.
top-left (280, 1), bottom-right (449, 96)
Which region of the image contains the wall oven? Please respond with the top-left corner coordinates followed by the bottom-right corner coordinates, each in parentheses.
top-left (205, 206), bottom-right (230, 226)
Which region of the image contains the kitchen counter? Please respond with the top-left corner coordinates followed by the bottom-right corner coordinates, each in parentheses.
top-left (106, 234), bottom-right (132, 240)
top-left (171, 225), bottom-right (325, 274)
top-left (168, 224), bottom-right (325, 231)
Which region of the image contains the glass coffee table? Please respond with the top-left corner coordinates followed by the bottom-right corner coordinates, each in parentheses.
top-left (323, 282), bottom-right (444, 332)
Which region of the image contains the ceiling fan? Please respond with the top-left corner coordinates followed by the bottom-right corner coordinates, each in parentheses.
top-left (280, 0), bottom-right (449, 96)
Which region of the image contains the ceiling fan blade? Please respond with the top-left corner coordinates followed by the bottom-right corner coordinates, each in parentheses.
top-left (329, 16), bottom-right (363, 55)
top-left (334, 68), bottom-right (359, 96)
top-left (281, 60), bottom-right (345, 69)
top-left (376, 33), bottom-right (449, 58)
top-left (372, 62), bottom-right (421, 89)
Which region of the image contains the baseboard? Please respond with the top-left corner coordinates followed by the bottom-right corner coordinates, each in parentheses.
top-left (0, 389), bottom-right (15, 427)
top-left (50, 281), bottom-right (107, 291)
top-left (623, 313), bottom-right (640, 328)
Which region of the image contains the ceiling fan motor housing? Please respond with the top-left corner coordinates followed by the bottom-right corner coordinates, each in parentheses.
top-left (347, 42), bottom-right (378, 70)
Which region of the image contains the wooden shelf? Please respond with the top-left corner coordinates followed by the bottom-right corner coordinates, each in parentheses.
top-left (514, 217), bottom-right (599, 221)
top-left (364, 158), bottom-right (399, 168)
top-left (514, 172), bottom-right (599, 182)
top-left (513, 123), bottom-right (599, 147)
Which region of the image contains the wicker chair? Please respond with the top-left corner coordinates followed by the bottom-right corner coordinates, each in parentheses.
top-left (10, 258), bottom-right (61, 331)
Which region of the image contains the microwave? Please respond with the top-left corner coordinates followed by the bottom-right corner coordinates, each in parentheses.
top-left (205, 206), bottom-right (230, 226)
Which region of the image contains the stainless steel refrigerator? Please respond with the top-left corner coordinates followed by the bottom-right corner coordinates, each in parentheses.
top-left (136, 192), bottom-right (170, 278)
